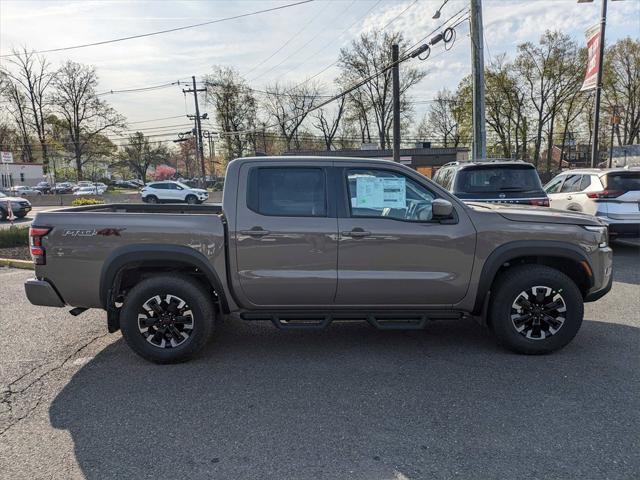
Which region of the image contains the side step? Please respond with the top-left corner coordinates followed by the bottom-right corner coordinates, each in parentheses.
top-left (240, 311), bottom-right (462, 331)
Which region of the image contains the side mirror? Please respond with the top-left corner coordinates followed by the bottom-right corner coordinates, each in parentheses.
top-left (432, 198), bottom-right (454, 218)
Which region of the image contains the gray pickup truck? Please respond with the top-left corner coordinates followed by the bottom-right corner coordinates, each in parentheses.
top-left (25, 157), bottom-right (613, 363)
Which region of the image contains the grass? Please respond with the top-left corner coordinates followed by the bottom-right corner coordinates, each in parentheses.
top-left (0, 226), bottom-right (29, 248)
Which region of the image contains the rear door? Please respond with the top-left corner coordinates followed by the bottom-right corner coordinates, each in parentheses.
top-left (335, 166), bottom-right (476, 307)
top-left (234, 162), bottom-right (338, 307)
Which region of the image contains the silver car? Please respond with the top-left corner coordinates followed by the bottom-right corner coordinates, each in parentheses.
top-left (545, 168), bottom-right (640, 238)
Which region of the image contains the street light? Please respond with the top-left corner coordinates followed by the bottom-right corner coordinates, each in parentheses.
top-left (432, 0), bottom-right (450, 19)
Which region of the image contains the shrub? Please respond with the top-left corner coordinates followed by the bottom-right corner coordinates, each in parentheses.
top-left (0, 226), bottom-right (29, 248)
top-left (72, 198), bottom-right (104, 206)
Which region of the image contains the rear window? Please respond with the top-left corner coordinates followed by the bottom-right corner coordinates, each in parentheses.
top-left (247, 167), bottom-right (326, 217)
top-left (455, 165), bottom-right (542, 193)
top-left (603, 172), bottom-right (640, 192)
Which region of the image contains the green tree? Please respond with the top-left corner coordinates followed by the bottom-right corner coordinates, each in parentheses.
top-left (115, 132), bottom-right (169, 183)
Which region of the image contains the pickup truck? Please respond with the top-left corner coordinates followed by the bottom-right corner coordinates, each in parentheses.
top-left (24, 157), bottom-right (613, 363)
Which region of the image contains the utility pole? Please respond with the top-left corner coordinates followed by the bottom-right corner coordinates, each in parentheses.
top-left (470, 0), bottom-right (487, 161)
top-left (608, 105), bottom-right (620, 168)
top-left (183, 76), bottom-right (207, 186)
top-left (590, 0), bottom-right (607, 167)
top-left (392, 43), bottom-right (401, 162)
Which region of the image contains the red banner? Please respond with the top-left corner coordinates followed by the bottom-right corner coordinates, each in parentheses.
top-left (581, 24), bottom-right (601, 91)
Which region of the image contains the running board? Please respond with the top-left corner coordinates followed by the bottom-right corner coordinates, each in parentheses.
top-left (240, 311), bottom-right (462, 331)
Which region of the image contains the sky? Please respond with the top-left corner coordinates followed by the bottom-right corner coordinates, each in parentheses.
top-left (1, 0), bottom-right (639, 143)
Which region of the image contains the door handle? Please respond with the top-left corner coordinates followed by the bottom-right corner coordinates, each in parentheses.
top-left (240, 227), bottom-right (270, 237)
top-left (567, 195), bottom-right (573, 200)
top-left (342, 229), bottom-right (371, 238)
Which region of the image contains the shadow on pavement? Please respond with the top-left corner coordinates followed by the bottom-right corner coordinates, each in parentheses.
top-left (50, 317), bottom-right (639, 480)
top-left (611, 241), bottom-right (640, 286)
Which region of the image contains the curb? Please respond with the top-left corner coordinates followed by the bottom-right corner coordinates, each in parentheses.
top-left (0, 258), bottom-right (34, 270)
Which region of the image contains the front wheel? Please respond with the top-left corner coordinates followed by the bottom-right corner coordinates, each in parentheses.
top-left (144, 195), bottom-right (158, 204)
top-left (488, 265), bottom-right (584, 355)
top-left (185, 194), bottom-right (198, 205)
top-left (120, 275), bottom-right (215, 363)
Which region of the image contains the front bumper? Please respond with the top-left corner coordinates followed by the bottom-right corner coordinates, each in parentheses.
top-left (584, 246), bottom-right (613, 303)
top-left (24, 278), bottom-right (65, 307)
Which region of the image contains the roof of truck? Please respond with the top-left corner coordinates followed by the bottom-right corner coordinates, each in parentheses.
top-left (233, 156), bottom-right (402, 165)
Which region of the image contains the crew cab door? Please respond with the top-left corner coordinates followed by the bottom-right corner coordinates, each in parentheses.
top-left (233, 162), bottom-right (338, 307)
top-left (335, 166), bottom-right (476, 306)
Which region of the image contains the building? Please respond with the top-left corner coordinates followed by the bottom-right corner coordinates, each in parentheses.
top-left (541, 144), bottom-right (607, 169)
top-left (283, 144), bottom-right (469, 178)
top-left (0, 162), bottom-right (45, 188)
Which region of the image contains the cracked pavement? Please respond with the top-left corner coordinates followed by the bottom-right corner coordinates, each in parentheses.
top-left (0, 242), bottom-right (638, 479)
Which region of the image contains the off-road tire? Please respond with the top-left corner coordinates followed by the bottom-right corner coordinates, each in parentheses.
top-left (120, 275), bottom-right (215, 363)
top-left (489, 265), bottom-right (584, 355)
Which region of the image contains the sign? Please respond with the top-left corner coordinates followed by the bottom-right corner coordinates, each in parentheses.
top-left (355, 176), bottom-right (406, 209)
top-left (0, 151), bottom-right (13, 164)
top-left (580, 24), bottom-right (601, 91)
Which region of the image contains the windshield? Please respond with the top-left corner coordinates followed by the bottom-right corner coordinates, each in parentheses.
top-left (604, 172), bottom-right (640, 192)
top-left (456, 166), bottom-right (542, 193)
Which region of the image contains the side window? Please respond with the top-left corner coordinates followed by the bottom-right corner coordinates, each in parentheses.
top-left (544, 176), bottom-right (564, 194)
top-left (579, 175), bottom-right (592, 191)
top-left (442, 168), bottom-right (454, 190)
top-left (247, 167), bottom-right (327, 217)
top-left (560, 175), bottom-right (582, 193)
top-left (148, 183), bottom-right (161, 190)
top-left (346, 169), bottom-right (436, 222)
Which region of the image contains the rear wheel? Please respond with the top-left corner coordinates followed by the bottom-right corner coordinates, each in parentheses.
top-left (488, 265), bottom-right (583, 354)
top-left (185, 194), bottom-right (197, 205)
top-left (120, 275), bottom-right (215, 363)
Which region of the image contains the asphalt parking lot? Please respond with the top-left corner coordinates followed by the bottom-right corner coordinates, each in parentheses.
top-left (0, 243), bottom-right (638, 480)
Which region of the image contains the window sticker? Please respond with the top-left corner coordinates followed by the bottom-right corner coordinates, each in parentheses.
top-left (355, 176), bottom-right (406, 208)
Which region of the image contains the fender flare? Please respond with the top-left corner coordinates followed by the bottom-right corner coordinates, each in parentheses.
top-left (99, 244), bottom-right (229, 313)
top-left (472, 240), bottom-right (593, 314)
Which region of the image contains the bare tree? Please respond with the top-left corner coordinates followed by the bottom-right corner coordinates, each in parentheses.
top-left (264, 82), bottom-right (320, 151)
top-left (3, 48), bottom-right (54, 168)
top-left (52, 61), bottom-right (125, 179)
top-left (604, 37), bottom-right (640, 145)
top-left (417, 89), bottom-right (466, 147)
top-left (337, 30), bottom-right (426, 149)
top-left (515, 31), bottom-right (576, 166)
top-left (312, 95), bottom-right (346, 150)
top-left (115, 132), bottom-right (169, 183)
top-left (205, 66), bottom-right (257, 162)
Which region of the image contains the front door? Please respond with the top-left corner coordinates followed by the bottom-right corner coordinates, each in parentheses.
top-left (234, 164), bottom-right (338, 307)
top-left (335, 167), bottom-right (476, 307)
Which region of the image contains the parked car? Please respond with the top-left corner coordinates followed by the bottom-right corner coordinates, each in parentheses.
top-left (141, 180), bottom-right (208, 204)
top-left (34, 181), bottom-right (52, 194)
top-left (51, 182), bottom-right (75, 194)
top-left (10, 185), bottom-right (42, 196)
top-left (25, 156), bottom-right (612, 363)
top-left (73, 185), bottom-right (105, 196)
top-left (114, 180), bottom-right (139, 189)
top-left (0, 191), bottom-right (32, 220)
top-left (545, 168), bottom-right (640, 238)
top-left (432, 160), bottom-right (549, 206)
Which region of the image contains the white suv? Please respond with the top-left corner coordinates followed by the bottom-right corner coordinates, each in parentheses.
top-left (141, 181), bottom-right (209, 204)
top-left (544, 168), bottom-right (640, 238)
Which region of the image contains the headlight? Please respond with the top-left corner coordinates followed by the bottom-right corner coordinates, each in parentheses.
top-left (584, 225), bottom-right (608, 248)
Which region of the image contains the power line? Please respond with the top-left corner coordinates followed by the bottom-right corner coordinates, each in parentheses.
top-left (96, 81), bottom-right (183, 96)
top-left (0, 0), bottom-right (316, 58)
top-left (247, 0), bottom-right (357, 83)
top-left (241, 0), bottom-right (327, 78)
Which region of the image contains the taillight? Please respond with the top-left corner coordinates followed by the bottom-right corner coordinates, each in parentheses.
top-left (529, 198), bottom-right (550, 207)
top-left (29, 226), bottom-right (51, 265)
top-left (586, 190), bottom-right (623, 199)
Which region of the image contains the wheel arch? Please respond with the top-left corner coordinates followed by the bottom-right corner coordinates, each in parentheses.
top-left (100, 244), bottom-right (230, 314)
top-left (472, 240), bottom-right (594, 315)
